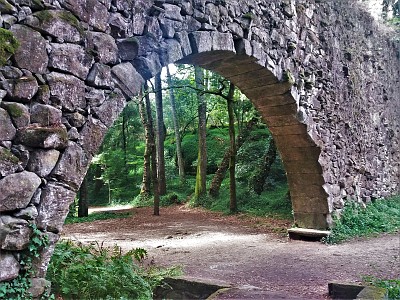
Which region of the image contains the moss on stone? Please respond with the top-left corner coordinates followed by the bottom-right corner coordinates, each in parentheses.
top-left (59, 11), bottom-right (84, 35)
top-left (0, 0), bottom-right (14, 12)
top-left (5, 103), bottom-right (25, 118)
top-left (35, 10), bottom-right (53, 23)
top-left (0, 148), bottom-right (19, 164)
top-left (0, 28), bottom-right (20, 66)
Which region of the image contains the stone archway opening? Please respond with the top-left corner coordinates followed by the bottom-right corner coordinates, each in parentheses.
top-left (169, 50), bottom-right (329, 230)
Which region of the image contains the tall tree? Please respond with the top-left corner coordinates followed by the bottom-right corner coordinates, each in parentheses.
top-left (194, 66), bottom-right (207, 202)
top-left (138, 87), bottom-right (151, 197)
top-left (166, 65), bottom-right (185, 182)
top-left (155, 71), bottom-right (167, 196)
top-left (226, 83), bottom-right (237, 213)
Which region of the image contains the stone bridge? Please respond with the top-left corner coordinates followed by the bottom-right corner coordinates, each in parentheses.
top-left (0, 0), bottom-right (399, 292)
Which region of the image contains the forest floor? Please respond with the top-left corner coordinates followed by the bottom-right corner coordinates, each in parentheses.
top-left (62, 205), bottom-right (400, 299)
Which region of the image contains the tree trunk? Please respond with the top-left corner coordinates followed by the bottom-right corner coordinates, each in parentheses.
top-left (252, 138), bottom-right (277, 195)
top-left (122, 110), bottom-right (128, 169)
top-left (209, 118), bottom-right (258, 197)
top-left (155, 72), bottom-right (167, 196)
top-left (227, 83), bottom-right (237, 213)
top-left (144, 83), bottom-right (160, 215)
top-left (78, 176), bottom-right (88, 217)
top-left (166, 65), bottom-right (185, 183)
top-left (138, 85), bottom-right (151, 196)
top-left (194, 66), bottom-right (207, 202)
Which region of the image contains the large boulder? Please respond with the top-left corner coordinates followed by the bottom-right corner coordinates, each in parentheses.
top-left (0, 215), bottom-right (31, 251)
top-left (51, 142), bottom-right (90, 191)
top-left (10, 24), bottom-right (48, 74)
top-left (78, 117), bottom-right (107, 155)
top-left (1, 102), bottom-right (30, 128)
top-left (86, 32), bottom-right (118, 64)
top-left (16, 125), bottom-right (68, 150)
top-left (0, 108), bottom-right (16, 141)
top-left (0, 252), bottom-right (20, 281)
top-left (30, 104), bottom-right (62, 126)
top-left (111, 62), bottom-right (144, 98)
top-left (46, 72), bottom-right (86, 112)
top-left (1, 76), bottom-right (39, 102)
top-left (0, 146), bottom-right (20, 177)
top-left (25, 10), bottom-right (83, 43)
top-left (27, 149), bottom-right (60, 177)
top-left (93, 88), bottom-right (126, 127)
top-left (0, 171), bottom-right (41, 212)
top-left (61, 0), bottom-right (109, 32)
top-left (49, 43), bottom-right (94, 80)
top-left (37, 182), bottom-right (75, 233)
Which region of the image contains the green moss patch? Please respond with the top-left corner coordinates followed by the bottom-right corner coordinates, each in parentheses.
top-left (0, 28), bottom-right (19, 66)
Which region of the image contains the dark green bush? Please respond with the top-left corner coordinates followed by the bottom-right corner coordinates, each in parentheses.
top-left (324, 196), bottom-right (400, 244)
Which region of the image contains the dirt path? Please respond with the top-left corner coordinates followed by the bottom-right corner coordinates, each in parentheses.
top-left (62, 205), bottom-right (400, 299)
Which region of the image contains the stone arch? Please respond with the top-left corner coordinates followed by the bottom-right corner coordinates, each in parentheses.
top-left (0, 0), bottom-right (399, 293)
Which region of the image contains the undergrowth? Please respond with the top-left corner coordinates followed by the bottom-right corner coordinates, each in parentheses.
top-left (324, 195), bottom-right (400, 244)
top-left (363, 276), bottom-right (400, 299)
top-left (65, 211), bottom-right (132, 224)
top-left (47, 240), bottom-right (181, 300)
top-left (0, 224), bottom-right (52, 300)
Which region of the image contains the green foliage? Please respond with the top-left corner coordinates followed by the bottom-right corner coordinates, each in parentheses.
top-left (324, 196), bottom-right (400, 244)
top-left (0, 28), bottom-right (19, 66)
top-left (47, 240), bottom-right (181, 299)
top-left (363, 276), bottom-right (400, 299)
top-left (210, 181), bottom-right (291, 218)
top-left (65, 211), bottom-right (132, 224)
top-left (0, 224), bottom-right (51, 300)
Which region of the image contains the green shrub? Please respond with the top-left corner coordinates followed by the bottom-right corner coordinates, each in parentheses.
top-left (363, 276), bottom-right (400, 299)
top-left (324, 196), bottom-right (400, 244)
top-left (47, 240), bottom-right (181, 300)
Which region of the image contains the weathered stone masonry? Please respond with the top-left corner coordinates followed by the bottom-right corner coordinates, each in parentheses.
top-left (0, 0), bottom-right (399, 291)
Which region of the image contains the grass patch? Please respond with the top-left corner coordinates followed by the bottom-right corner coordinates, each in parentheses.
top-left (47, 240), bottom-right (181, 299)
top-left (363, 276), bottom-right (400, 299)
top-left (65, 211), bottom-right (132, 224)
top-left (324, 195), bottom-right (400, 244)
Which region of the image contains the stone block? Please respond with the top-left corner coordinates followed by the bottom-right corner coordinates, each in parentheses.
top-left (49, 43), bottom-right (94, 80)
top-left (27, 149), bottom-right (60, 177)
top-left (175, 31), bottom-right (192, 56)
top-left (0, 252), bottom-right (19, 281)
top-left (93, 88), bottom-right (126, 127)
top-left (78, 117), bottom-right (107, 156)
top-left (293, 212), bottom-right (329, 229)
top-left (2, 76), bottom-right (39, 102)
top-left (1, 102), bottom-right (30, 128)
top-left (37, 182), bottom-right (75, 233)
top-left (117, 37), bottom-right (139, 61)
top-left (61, 0), bottom-right (109, 31)
top-left (111, 62), bottom-right (144, 98)
top-left (87, 63), bottom-right (113, 89)
top-left (159, 38), bottom-right (184, 65)
top-left (189, 31), bottom-right (212, 53)
top-left (25, 10), bottom-right (83, 43)
top-left (0, 146), bottom-right (20, 176)
top-left (0, 215), bottom-right (30, 250)
top-left (10, 24), bottom-right (48, 74)
top-left (51, 141), bottom-right (91, 191)
top-left (211, 32), bottom-right (235, 52)
top-left (16, 125), bottom-right (68, 150)
top-left (87, 32), bottom-right (118, 64)
top-left (47, 72), bottom-right (86, 112)
top-left (30, 104), bottom-right (62, 126)
top-left (0, 171), bottom-right (41, 212)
